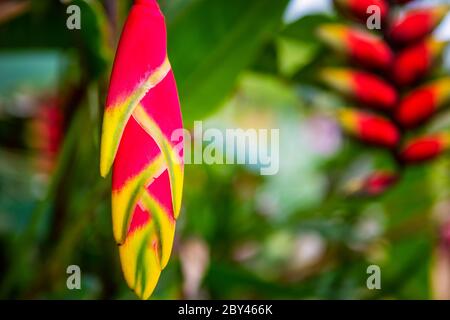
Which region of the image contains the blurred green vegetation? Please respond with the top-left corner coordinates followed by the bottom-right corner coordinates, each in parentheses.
top-left (0, 0), bottom-right (449, 300)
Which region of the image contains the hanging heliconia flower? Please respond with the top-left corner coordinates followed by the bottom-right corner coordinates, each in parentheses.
top-left (318, 1), bottom-right (450, 195)
top-left (100, 0), bottom-right (184, 299)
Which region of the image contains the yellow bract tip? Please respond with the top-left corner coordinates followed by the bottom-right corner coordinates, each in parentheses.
top-left (338, 108), bottom-right (358, 132)
top-left (119, 222), bottom-right (162, 300)
top-left (320, 68), bottom-right (352, 94)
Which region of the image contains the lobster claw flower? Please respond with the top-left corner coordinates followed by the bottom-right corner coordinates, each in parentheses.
top-left (338, 108), bottom-right (400, 148)
top-left (324, 0), bottom-right (449, 196)
top-left (100, 0), bottom-right (184, 299)
top-left (400, 133), bottom-right (450, 163)
top-left (393, 38), bottom-right (447, 86)
top-left (317, 24), bottom-right (393, 71)
top-left (396, 77), bottom-right (450, 128)
top-left (388, 5), bottom-right (449, 45)
top-left (333, 0), bottom-right (389, 24)
top-left (320, 68), bottom-right (397, 111)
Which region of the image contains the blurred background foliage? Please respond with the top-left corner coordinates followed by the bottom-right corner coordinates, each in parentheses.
top-left (0, 0), bottom-right (449, 299)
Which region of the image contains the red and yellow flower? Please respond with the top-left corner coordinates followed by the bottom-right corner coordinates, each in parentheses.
top-left (388, 5), bottom-right (449, 45)
top-left (100, 0), bottom-right (184, 299)
top-left (323, 1), bottom-right (449, 195)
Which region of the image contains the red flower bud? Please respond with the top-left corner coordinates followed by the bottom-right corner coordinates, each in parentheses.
top-left (396, 78), bottom-right (450, 128)
top-left (321, 68), bottom-right (398, 110)
top-left (338, 108), bottom-right (400, 148)
top-left (393, 38), bottom-right (446, 86)
top-left (100, 0), bottom-right (184, 299)
top-left (400, 133), bottom-right (450, 163)
top-left (318, 24), bottom-right (393, 71)
top-left (388, 5), bottom-right (449, 45)
top-left (334, 0), bottom-right (389, 24)
top-left (362, 171), bottom-right (399, 195)
top-left (345, 171), bottom-right (399, 196)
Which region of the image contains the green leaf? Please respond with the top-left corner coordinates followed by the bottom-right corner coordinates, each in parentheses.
top-left (282, 13), bottom-right (337, 42)
top-left (72, 0), bottom-right (112, 78)
top-left (276, 37), bottom-right (319, 77)
top-left (262, 14), bottom-right (339, 82)
top-left (168, 0), bottom-right (290, 125)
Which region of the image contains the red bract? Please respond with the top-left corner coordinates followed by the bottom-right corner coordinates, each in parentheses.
top-left (339, 109), bottom-right (400, 148)
top-left (363, 171), bottom-right (399, 196)
top-left (321, 69), bottom-right (397, 110)
top-left (349, 30), bottom-right (393, 71)
top-left (353, 72), bottom-right (397, 110)
top-left (334, 0), bottom-right (389, 23)
top-left (396, 78), bottom-right (450, 128)
top-left (393, 38), bottom-right (445, 87)
top-left (318, 24), bottom-right (393, 71)
top-left (400, 134), bottom-right (450, 163)
top-left (388, 5), bottom-right (449, 45)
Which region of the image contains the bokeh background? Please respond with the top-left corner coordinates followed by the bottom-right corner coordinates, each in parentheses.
top-left (0, 0), bottom-right (450, 299)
